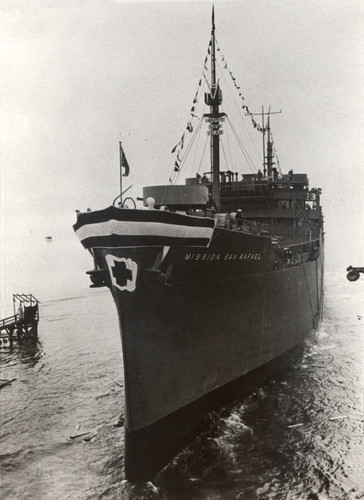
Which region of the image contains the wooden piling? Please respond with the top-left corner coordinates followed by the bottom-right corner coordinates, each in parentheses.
top-left (0, 294), bottom-right (40, 347)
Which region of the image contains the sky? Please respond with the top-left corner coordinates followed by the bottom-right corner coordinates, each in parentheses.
top-left (1, 0), bottom-right (363, 314)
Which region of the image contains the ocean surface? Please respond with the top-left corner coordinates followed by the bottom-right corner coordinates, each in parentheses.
top-left (1, 270), bottom-right (363, 500)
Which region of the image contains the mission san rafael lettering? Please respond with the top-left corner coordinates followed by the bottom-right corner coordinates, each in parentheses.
top-left (184, 252), bottom-right (262, 261)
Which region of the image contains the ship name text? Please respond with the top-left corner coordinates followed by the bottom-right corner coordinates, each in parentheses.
top-left (184, 252), bottom-right (261, 262)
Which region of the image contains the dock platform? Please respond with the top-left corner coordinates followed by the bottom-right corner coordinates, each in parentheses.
top-left (0, 294), bottom-right (40, 347)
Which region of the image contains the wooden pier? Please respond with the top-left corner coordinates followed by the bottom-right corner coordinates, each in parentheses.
top-left (0, 294), bottom-right (40, 347)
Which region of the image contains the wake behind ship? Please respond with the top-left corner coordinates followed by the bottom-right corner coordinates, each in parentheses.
top-left (74, 8), bottom-right (324, 481)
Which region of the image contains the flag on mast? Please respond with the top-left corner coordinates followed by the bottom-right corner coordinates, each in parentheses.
top-left (120, 142), bottom-right (130, 177)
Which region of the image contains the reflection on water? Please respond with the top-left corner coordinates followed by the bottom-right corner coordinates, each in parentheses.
top-left (0, 272), bottom-right (363, 499)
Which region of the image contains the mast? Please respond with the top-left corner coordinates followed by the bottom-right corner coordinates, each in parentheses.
top-left (266, 116), bottom-right (274, 177)
top-left (204, 6), bottom-right (223, 211)
top-left (265, 109), bottom-right (282, 177)
top-left (261, 107), bottom-right (266, 177)
top-left (250, 107), bottom-right (281, 177)
top-left (119, 141), bottom-right (123, 204)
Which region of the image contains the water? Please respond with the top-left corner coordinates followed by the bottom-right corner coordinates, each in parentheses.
top-left (1, 270), bottom-right (363, 499)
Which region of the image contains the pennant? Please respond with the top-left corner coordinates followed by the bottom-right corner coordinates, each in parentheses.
top-left (174, 162), bottom-right (180, 172)
top-left (171, 133), bottom-right (184, 153)
top-left (198, 79), bottom-right (202, 86)
top-left (120, 143), bottom-right (130, 177)
top-left (186, 122), bottom-right (193, 133)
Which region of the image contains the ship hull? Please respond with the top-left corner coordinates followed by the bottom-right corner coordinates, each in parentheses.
top-left (103, 245), bottom-right (323, 481)
top-left (74, 208), bottom-right (324, 480)
top-left (124, 340), bottom-right (306, 481)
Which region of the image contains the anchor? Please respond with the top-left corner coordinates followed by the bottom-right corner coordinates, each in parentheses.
top-left (145, 251), bottom-right (173, 287)
top-left (86, 268), bottom-right (108, 288)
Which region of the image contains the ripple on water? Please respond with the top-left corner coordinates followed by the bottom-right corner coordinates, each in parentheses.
top-left (1, 275), bottom-right (363, 499)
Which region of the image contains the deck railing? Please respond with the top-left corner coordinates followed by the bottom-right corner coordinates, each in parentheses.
top-left (0, 314), bottom-right (20, 330)
top-left (215, 213), bottom-right (269, 235)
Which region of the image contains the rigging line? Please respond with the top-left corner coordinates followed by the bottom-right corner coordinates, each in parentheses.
top-left (189, 120), bottom-right (204, 178)
top-left (181, 115), bottom-right (205, 172)
top-left (227, 123), bottom-right (255, 173)
top-left (196, 134), bottom-right (209, 176)
top-left (222, 114), bottom-right (235, 172)
top-left (202, 71), bottom-right (210, 89)
top-left (170, 116), bottom-right (205, 185)
top-left (270, 129), bottom-right (281, 172)
top-left (224, 114), bottom-right (255, 170)
top-left (169, 114), bottom-right (205, 185)
top-left (186, 42), bottom-right (211, 115)
top-left (226, 117), bottom-right (256, 173)
top-left (216, 58), bottom-right (262, 162)
top-left (170, 76), bottom-right (207, 176)
top-left (194, 70), bottom-right (208, 107)
top-left (220, 139), bottom-right (229, 171)
top-left (198, 38), bottom-right (214, 92)
top-left (188, 79), bottom-right (209, 178)
top-left (178, 116), bottom-right (205, 177)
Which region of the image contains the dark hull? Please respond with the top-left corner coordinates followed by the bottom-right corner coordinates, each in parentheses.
top-left (94, 234), bottom-right (323, 480)
top-left (124, 341), bottom-right (307, 481)
top-left (75, 208), bottom-right (324, 480)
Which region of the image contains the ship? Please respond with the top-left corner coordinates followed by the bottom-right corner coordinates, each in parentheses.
top-left (74, 8), bottom-right (324, 482)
